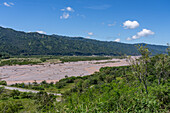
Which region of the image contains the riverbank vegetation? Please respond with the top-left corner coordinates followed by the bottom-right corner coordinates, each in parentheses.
top-left (0, 56), bottom-right (121, 66)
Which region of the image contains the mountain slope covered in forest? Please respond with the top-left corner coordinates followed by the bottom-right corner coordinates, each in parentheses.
top-left (0, 26), bottom-right (167, 56)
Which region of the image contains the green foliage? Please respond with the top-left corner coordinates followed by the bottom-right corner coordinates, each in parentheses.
top-left (11, 90), bottom-right (20, 98)
top-left (59, 56), bottom-right (114, 62)
top-left (34, 91), bottom-right (56, 112)
top-left (0, 45), bottom-right (169, 112)
top-left (0, 53), bottom-right (10, 59)
top-left (0, 88), bottom-right (57, 112)
top-left (0, 56), bottom-right (117, 66)
top-left (55, 52), bottom-right (169, 112)
top-left (0, 58), bottom-right (42, 66)
top-left (0, 100), bottom-right (24, 113)
top-left (0, 80), bottom-right (7, 85)
top-left (0, 26), bottom-right (168, 56)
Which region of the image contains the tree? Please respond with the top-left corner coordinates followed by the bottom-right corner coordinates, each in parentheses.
top-left (11, 90), bottom-right (20, 98)
top-left (167, 43), bottom-right (170, 56)
top-left (0, 87), bottom-right (4, 95)
top-left (35, 91), bottom-right (56, 111)
top-left (128, 45), bottom-right (151, 94)
top-left (155, 54), bottom-right (169, 85)
top-left (0, 81), bottom-right (7, 85)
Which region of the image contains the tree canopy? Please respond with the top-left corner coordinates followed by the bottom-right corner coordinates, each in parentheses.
top-left (0, 26), bottom-right (168, 56)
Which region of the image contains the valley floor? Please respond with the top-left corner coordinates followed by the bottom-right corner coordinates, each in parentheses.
top-left (0, 57), bottom-right (136, 85)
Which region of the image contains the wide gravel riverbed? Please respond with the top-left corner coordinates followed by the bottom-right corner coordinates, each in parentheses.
top-left (0, 58), bottom-right (132, 85)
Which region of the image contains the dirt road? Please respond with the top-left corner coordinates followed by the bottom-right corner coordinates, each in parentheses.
top-left (0, 85), bottom-right (61, 96)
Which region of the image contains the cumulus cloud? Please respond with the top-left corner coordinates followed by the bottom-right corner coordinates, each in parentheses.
top-left (114, 38), bottom-right (120, 42)
top-left (66, 7), bottom-right (74, 12)
top-left (60, 7), bottom-right (74, 19)
top-left (60, 12), bottom-right (70, 19)
top-left (132, 29), bottom-right (154, 40)
top-left (36, 31), bottom-right (46, 34)
top-left (3, 2), bottom-right (14, 7)
top-left (4, 2), bottom-right (10, 7)
top-left (61, 7), bottom-right (74, 12)
top-left (123, 20), bottom-right (139, 29)
top-left (127, 29), bottom-right (154, 41)
top-left (88, 32), bottom-right (93, 35)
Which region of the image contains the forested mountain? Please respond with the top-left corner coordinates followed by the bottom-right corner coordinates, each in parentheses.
top-left (0, 26), bottom-right (168, 56)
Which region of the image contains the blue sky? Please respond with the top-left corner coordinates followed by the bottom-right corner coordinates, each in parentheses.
top-left (0, 0), bottom-right (170, 45)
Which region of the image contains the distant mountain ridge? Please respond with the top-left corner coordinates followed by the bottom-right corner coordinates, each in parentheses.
top-left (0, 26), bottom-right (168, 56)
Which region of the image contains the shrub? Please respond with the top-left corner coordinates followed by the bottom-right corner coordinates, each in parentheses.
top-left (0, 100), bottom-right (24, 113)
top-left (105, 75), bottom-right (116, 83)
top-left (11, 90), bottom-right (20, 98)
top-left (82, 79), bottom-right (91, 89)
top-left (55, 82), bottom-right (66, 89)
top-left (0, 80), bottom-right (7, 85)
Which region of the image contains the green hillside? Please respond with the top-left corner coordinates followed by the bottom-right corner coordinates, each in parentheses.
top-left (0, 26), bottom-right (168, 56)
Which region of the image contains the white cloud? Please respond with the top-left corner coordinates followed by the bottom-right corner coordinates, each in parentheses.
top-left (123, 20), bottom-right (139, 29)
top-left (9, 2), bottom-right (14, 5)
top-left (61, 7), bottom-right (74, 12)
top-left (137, 29), bottom-right (154, 37)
top-left (60, 7), bottom-right (76, 19)
top-left (126, 37), bottom-right (131, 41)
top-left (114, 38), bottom-right (120, 42)
top-left (3, 2), bottom-right (14, 7)
top-left (88, 32), bottom-right (93, 35)
top-left (66, 7), bottom-right (74, 12)
top-left (131, 29), bottom-right (154, 40)
top-left (4, 2), bottom-right (10, 7)
top-left (60, 12), bottom-right (70, 19)
top-left (36, 31), bottom-right (46, 34)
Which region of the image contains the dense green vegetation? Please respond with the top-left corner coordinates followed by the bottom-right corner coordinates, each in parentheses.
top-left (0, 87), bottom-right (56, 112)
top-left (0, 56), bottom-right (116, 66)
top-left (54, 46), bottom-right (170, 112)
top-left (0, 58), bottom-right (42, 66)
top-left (0, 81), bottom-right (7, 85)
top-left (10, 79), bottom-right (76, 94)
top-left (0, 45), bottom-right (169, 112)
top-left (0, 26), bottom-right (168, 56)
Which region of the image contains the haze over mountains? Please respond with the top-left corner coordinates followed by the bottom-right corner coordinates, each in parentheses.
top-left (0, 26), bottom-right (168, 56)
